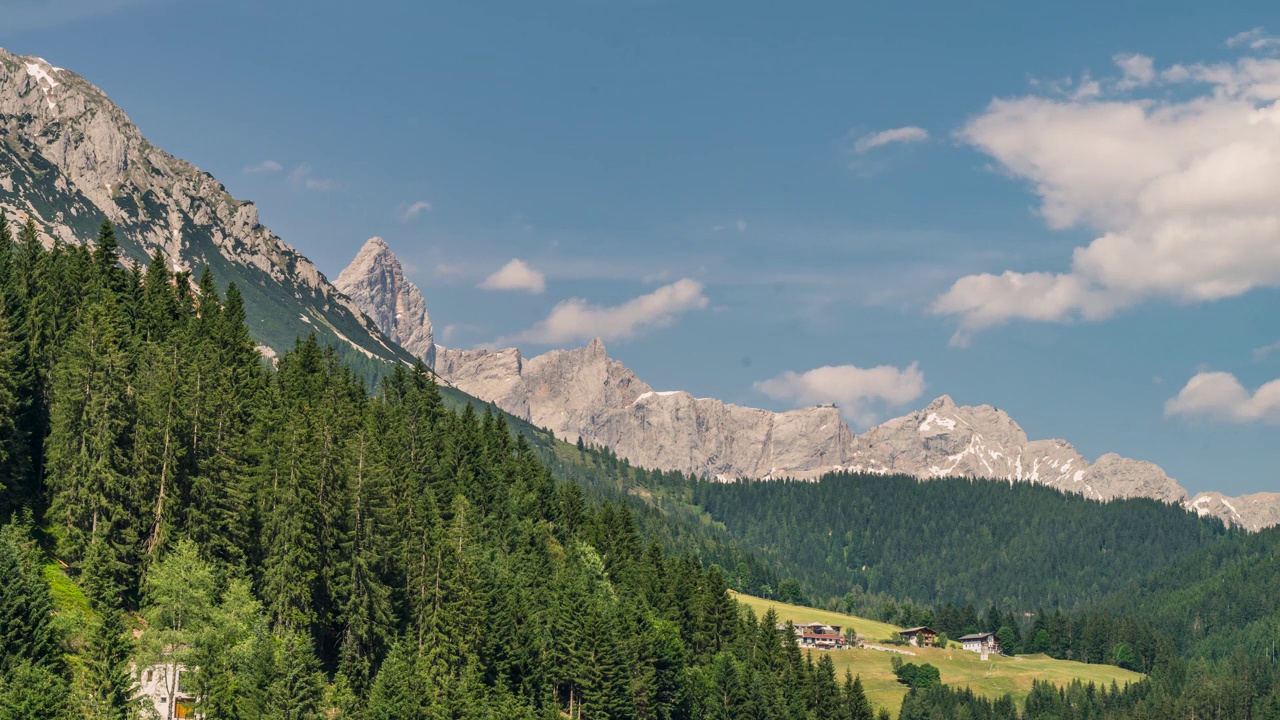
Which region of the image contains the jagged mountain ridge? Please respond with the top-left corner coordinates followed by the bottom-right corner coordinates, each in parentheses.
top-left (342, 237), bottom-right (1280, 530)
top-left (0, 49), bottom-right (412, 368)
top-left (435, 340), bottom-right (852, 481)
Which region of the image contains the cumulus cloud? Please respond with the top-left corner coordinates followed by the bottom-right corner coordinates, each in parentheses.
top-left (244, 160), bottom-right (282, 174)
top-left (289, 164), bottom-right (336, 191)
top-left (499, 279), bottom-right (708, 345)
top-left (853, 126), bottom-right (929, 153)
top-left (754, 363), bottom-right (926, 425)
top-left (934, 50), bottom-right (1280, 343)
top-left (399, 200), bottom-right (432, 220)
top-left (478, 259), bottom-right (546, 294)
top-left (1165, 371), bottom-right (1280, 424)
top-left (1113, 54), bottom-right (1156, 90)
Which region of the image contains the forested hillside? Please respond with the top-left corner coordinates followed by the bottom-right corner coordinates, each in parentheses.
top-left (684, 472), bottom-right (1231, 611)
top-left (0, 212), bottom-right (890, 719)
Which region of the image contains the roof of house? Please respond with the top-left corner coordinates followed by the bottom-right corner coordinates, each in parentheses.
top-left (958, 632), bottom-right (997, 641)
top-left (899, 626), bottom-right (936, 634)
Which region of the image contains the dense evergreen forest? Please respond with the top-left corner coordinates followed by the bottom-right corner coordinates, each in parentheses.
top-left (0, 212), bottom-right (891, 719)
top-left (683, 473), bottom-right (1232, 611)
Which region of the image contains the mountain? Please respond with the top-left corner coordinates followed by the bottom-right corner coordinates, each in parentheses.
top-left (334, 237), bottom-right (435, 367)
top-left (435, 340), bottom-right (851, 481)
top-left (0, 49), bottom-right (411, 370)
top-left (1187, 491), bottom-right (1280, 532)
top-left (339, 238), bottom-right (1280, 529)
top-left (844, 395), bottom-right (1189, 505)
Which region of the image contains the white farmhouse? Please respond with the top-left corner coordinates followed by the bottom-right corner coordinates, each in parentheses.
top-left (134, 663), bottom-right (198, 719)
top-left (959, 632), bottom-right (1000, 655)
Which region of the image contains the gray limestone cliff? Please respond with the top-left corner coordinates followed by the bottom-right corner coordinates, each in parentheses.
top-left (334, 237), bottom-right (435, 367)
top-left (1188, 491), bottom-right (1280, 532)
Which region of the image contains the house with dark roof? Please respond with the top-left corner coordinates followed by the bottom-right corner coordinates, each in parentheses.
top-left (898, 626), bottom-right (938, 647)
top-left (959, 632), bottom-right (1000, 655)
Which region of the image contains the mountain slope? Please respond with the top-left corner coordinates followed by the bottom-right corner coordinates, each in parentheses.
top-left (0, 49), bottom-right (411, 371)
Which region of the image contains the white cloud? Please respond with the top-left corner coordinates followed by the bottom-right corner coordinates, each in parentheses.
top-left (754, 362), bottom-right (926, 426)
top-left (434, 262), bottom-right (463, 278)
top-left (1165, 371), bottom-right (1280, 424)
top-left (736, 218), bottom-right (748, 233)
top-left (853, 126), bottom-right (930, 153)
top-left (934, 51), bottom-right (1280, 342)
top-left (478, 259), bottom-right (546, 294)
top-left (244, 160), bottom-right (282, 174)
top-left (289, 164), bottom-right (336, 191)
top-left (1255, 339), bottom-right (1280, 361)
top-left (1113, 54), bottom-right (1156, 90)
top-left (399, 200), bottom-right (432, 220)
top-left (1227, 27), bottom-right (1280, 51)
top-left (499, 279), bottom-right (708, 345)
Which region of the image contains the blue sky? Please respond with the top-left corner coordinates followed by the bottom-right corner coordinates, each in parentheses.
top-left (5, 0), bottom-right (1279, 495)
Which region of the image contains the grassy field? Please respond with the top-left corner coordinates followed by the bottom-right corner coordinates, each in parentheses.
top-left (731, 592), bottom-right (1144, 717)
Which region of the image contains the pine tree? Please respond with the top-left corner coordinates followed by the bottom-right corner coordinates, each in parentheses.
top-left (269, 632), bottom-right (325, 720)
top-left (0, 661), bottom-right (71, 720)
top-left (182, 277), bottom-right (256, 567)
top-left (842, 671), bottom-right (873, 720)
top-left (336, 420), bottom-right (394, 698)
top-left (90, 220), bottom-right (125, 295)
top-left (365, 639), bottom-right (430, 720)
top-left (81, 606), bottom-right (135, 720)
top-left (45, 291), bottom-right (140, 589)
top-left (0, 299), bottom-right (28, 513)
top-left (0, 519), bottom-right (63, 673)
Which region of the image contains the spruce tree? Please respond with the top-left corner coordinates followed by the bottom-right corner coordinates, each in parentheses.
top-left (337, 421), bottom-right (395, 698)
top-left (82, 605), bottom-right (135, 720)
top-left (0, 520), bottom-right (63, 673)
top-left (0, 300), bottom-right (28, 512)
top-left (269, 632), bottom-right (325, 720)
top-left (45, 291), bottom-right (140, 588)
top-left (843, 671), bottom-right (873, 720)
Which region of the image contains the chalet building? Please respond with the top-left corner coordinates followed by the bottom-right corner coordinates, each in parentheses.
top-left (776, 621), bottom-right (850, 650)
top-left (898, 626), bottom-right (938, 647)
top-left (959, 632), bottom-right (1000, 654)
top-left (135, 664), bottom-right (199, 719)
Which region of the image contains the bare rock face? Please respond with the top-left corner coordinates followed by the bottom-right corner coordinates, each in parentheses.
top-left (1188, 491), bottom-right (1280, 532)
top-left (844, 396), bottom-right (1089, 487)
top-left (0, 49), bottom-right (410, 365)
top-left (1081, 454), bottom-right (1189, 505)
top-left (335, 237), bottom-right (435, 366)
top-left (337, 233), bottom-right (1272, 528)
top-left (434, 339), bottom-right (852, 479)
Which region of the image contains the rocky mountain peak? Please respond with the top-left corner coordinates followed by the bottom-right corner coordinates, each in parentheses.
top-left (0, 49), bottom-right (410, 366)
top-left (924, 395), bottom-right (958, 412)
top-left (334, 237), bottom-right (434, 366)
